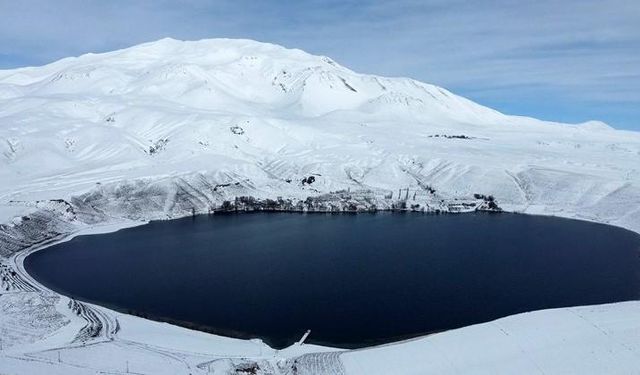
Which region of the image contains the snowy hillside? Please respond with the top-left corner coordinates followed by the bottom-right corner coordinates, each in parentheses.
top-left (1, 38), bottom-right (640, 374)
top-left (1, 37), bottom-right (638, 230)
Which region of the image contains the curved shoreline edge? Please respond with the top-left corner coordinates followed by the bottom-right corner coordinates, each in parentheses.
top-left (2, 195), bottom-right (640, 374)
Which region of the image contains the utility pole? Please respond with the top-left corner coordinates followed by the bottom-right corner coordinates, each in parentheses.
top-left (57, 351), bottom-right (61, 363)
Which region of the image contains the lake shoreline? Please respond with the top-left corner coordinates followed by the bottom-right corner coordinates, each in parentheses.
top-left (22, 210), bottom-right (640, 349)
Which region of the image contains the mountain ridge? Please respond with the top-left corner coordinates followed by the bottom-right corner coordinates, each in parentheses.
top-left (0, 38), bottom-right (638, 236)
top-left (0, 37), bottom-right (508, 123)
top-left (1, 37), bottom-right (618, 130)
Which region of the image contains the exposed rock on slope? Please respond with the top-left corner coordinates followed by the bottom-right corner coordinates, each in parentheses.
top-left (0, 37), bottom-right (638, 233)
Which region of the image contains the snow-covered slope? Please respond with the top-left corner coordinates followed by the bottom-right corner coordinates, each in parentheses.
top-left (1, 38), bottom-right (639, 231)
top-left (1, 38), bottom-right (640, 374)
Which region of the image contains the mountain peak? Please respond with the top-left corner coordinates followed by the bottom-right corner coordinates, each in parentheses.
top-left (577, 120), bottom-right (613, 131)
top-left (116, 37), bottom-right (326, 65)
top-left (0, 38), bottom-right (504, 122)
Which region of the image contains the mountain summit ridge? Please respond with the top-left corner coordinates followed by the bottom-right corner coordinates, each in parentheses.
top-left (0, 37), bottom-right (506, 122)
top-left (0, 38), bottom-right (637, 238)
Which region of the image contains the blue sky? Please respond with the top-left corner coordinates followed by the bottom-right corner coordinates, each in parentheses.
top-left (1, 0), bottom-right (638, 129)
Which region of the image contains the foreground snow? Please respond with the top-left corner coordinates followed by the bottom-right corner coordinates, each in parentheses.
top-left (3, 269), bottom-right (640, 375)
top-left (1, 38), bottom-right (639, 374)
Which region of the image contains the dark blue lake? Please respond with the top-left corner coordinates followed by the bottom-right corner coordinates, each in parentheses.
top-left (25, 212), bottom-right (640, 349)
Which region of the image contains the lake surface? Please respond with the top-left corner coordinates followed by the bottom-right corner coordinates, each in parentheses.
top-left (25, 212), bottom-right (640, 349)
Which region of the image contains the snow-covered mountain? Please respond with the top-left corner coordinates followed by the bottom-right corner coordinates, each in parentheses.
top-left (1, 37), bottom-right (639, 232)
top-left (1, 38), bottom-right (640, 375)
